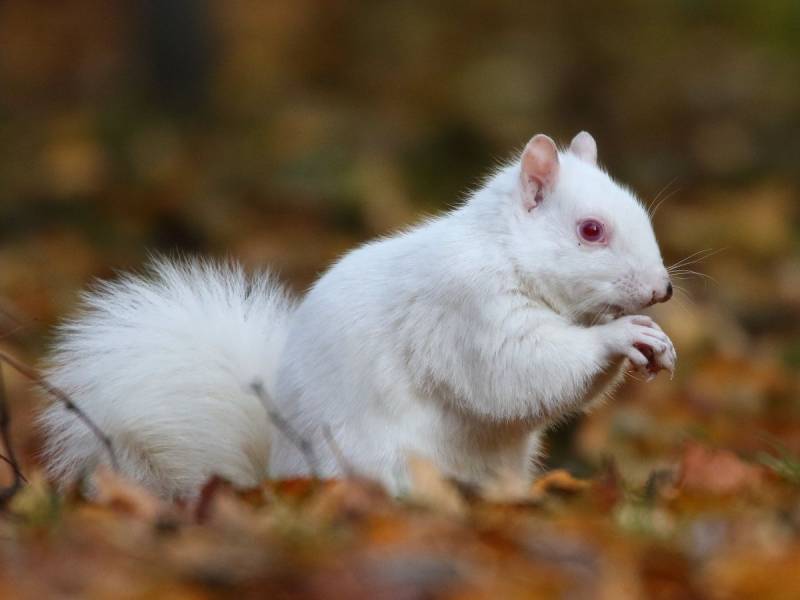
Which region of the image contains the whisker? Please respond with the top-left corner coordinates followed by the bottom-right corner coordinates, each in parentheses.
top-left (670, 276), bottom-right (711, 290)
top-left (650, 184), bottom-right (682, 219)
top-left (667, 292), bottom-right (692, 315)
top-left (670, 247), bottom-right (717, 264)
top-left (667, 248), bottom-right (726, 275)
top-left (672, 285), bottom-right (696, 307)
top-left (669, 269), bottom-right (717, 284)
top-left (668, 248), bottom-right (714, 270)
top-left (646, 176), bottom-right (679, 218)
top-left (590, 304), bottom-right (611, 327)
top-left (668, 247), bottom-right (725, 271)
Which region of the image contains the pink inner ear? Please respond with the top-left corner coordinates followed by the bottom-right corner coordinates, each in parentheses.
top-left (521, 134), bottom-right (559, 211)
top-left (569, 131), bottom-right (597, 165)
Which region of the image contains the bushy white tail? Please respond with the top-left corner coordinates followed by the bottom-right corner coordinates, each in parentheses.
top-left (38, 259), bottom-right (295, 498)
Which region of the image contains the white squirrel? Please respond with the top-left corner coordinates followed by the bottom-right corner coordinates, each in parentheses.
top-left (38, 132), bottom-right (676, 498)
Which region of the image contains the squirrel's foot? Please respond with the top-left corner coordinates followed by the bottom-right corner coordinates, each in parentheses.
top-left (602, 315), bottom-right (676, 381)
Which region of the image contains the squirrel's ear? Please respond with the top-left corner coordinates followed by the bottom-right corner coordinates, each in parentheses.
top-left (569, 131), bottom-right (597, 165)
top-left (520, 134), bottom-right (559, 211)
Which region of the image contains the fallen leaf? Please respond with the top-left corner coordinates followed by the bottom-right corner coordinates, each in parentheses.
top-left (406, 454), bottom-right (467, 517)
top-left (531, 469), bottom-right (590, 496)
top-left (91, 465), bottom-right (166, 521)
top-left (678, 442), bottom-right (765, 495)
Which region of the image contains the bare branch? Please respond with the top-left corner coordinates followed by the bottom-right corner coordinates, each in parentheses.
top-left (0, 454), bottom-right (27, 483)
top-left (322, 424), bottom-right (356, 478)
top-left (0, 351), bottom-right (119, 472)
top-left (0, 301), bottom-right (37, 343)
top-left (0, 454), bottom-right (28, 483)
top-left (0, 302), bottom-right (26, 330)
top-left (0, 363), bottom-right (25, 505)
top-left (249, 380), bottom-right (319, 479)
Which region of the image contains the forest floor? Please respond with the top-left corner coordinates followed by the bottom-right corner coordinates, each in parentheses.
top-left (1, 266), bottom-right (800, 599)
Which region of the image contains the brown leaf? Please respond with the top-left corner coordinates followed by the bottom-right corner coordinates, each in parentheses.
top-left (194, 475), bottom-right (230, 524)
top-left (592, 458), bottom-right (623, 510)
top-left (91, 465), bottom-right (165, 521)
top-left (309, 477), bottom-right (390, 522)
top-left (678, 442), bottom-right (765, 495)
top-left (406, 453), bottom-right (466, 517)
top-left (478, 468), bottom-right (536, 503)
top-left (532, 469), bottom-right (590, 496)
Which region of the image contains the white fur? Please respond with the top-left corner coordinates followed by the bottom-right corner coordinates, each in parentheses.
top-left (39, 137), bottom-right (676, 497)
top-left (39, 260), bottom-right (294, 498)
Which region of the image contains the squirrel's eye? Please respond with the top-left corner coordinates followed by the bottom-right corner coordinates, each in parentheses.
top-left (578, 219), bottom-right (606, 244)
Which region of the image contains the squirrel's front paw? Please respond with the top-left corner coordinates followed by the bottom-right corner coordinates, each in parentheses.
top-left (601, 315), bottom-right (676, 380)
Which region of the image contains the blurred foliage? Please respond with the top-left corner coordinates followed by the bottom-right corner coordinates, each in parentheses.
top-left (1, 1), bottom-right (799, 597)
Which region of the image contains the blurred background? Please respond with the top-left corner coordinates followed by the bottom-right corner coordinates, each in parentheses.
top-left (0, 0), bottom-right (799, 481)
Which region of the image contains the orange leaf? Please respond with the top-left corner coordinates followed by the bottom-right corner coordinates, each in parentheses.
top-left (678, 442), bottom-right (764, 495)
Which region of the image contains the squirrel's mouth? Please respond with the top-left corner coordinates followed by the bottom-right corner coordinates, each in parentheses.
top-left (580, 304), bottom-right (625, 326)
top-left (608, 304), bottom-right (626, 318)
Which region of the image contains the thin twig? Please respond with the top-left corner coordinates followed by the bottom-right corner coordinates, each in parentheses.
top-left (0, 302), bottom-right (26, 330)
top-left (249, 380), bottom-right (319, 479)
top-left (0, 351), bottom-right (119, 472)
top-left (322, 424), bottom-right (356, 478)
top-left (0, 364), bottom-right (25, 505)
top-left (0, 454), bottom-right (26, 480)
top-left (0, 301), bottom-right (39, 344)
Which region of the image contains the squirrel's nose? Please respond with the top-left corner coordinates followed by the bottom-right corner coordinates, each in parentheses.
top-left (654, 281), bottom-right (673, 304)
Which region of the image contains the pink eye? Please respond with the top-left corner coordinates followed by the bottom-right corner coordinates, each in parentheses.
top-left (578, 218), bottom-right (606, 243)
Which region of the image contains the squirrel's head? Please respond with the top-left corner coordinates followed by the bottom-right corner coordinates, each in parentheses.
top-left (507, 132), bottom-right (671, 323)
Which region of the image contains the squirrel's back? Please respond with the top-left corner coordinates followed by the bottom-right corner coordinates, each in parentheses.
top-left (38, 259), bottom-right (295, 498)
top-left (37, 131), bottom-right (674, 497)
